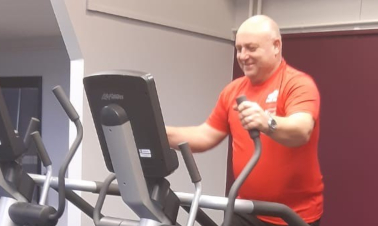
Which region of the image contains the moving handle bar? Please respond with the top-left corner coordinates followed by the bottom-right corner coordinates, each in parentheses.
top-left (9, 86), bottom-right (83, 226)
top-left (223, 95), bottom-right (309, 226)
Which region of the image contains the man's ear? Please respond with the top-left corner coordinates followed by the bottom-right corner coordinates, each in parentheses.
top-left (273, 39), bottom-right (281, 55)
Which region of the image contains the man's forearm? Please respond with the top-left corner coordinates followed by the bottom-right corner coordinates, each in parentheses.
top-left (267, 113), bottom-right (314, 147)
top-left (166, 126), bottom-right (209, 152)
top-left (166, 124), bottom-right (227, 152)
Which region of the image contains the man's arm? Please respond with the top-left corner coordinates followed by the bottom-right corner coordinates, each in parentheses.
top-left (236, 102), bottom-right (314, 147)
top-left (166, 123), bottom-right (228, 152)
top-left (267, 112), bottom-right (314, 147)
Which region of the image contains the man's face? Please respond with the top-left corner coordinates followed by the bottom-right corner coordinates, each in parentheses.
top-left (235, 30), bottom-right (277, 83)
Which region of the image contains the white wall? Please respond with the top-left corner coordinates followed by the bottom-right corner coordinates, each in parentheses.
top-left (0, 37), bottom-right (71, 226)
top-left (234, 0), bottom-right (252, 30)
top-left (55, 1), bottom-right (235, 225)
top-left (234, 0), bottom-right (378, 33)
top-left (87, 0), bottom-right (236, 40)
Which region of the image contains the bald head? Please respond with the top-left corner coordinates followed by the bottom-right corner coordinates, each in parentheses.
top-left (235, 15), bottom-right (282, 84)
top-left (237, 15), bottom-right (281, 41)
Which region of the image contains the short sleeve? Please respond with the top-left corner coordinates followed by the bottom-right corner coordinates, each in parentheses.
top-left (206, 89), bottom-right (231, 133)
top-left (284, 75), bottom-right (320, 120)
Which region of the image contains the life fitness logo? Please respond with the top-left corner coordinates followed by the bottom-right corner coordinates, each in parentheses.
top-left (101, 93), bottom-right (124, 101)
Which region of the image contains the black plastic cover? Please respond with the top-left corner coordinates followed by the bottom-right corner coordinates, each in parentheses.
top-left (83, 71), bottom-right (178, 178)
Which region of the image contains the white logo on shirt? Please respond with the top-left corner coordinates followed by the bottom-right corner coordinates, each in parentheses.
top-left (265, 90), bottom-right (278, 103)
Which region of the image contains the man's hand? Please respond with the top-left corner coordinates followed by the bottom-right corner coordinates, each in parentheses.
top-left (233, 101), bottom-right (270, 134)
top-left (234, 101), bottom-right (315, 147)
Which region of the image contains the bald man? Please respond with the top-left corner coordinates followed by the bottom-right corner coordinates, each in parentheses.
top-left (166, 15), bottom-right (323, 226)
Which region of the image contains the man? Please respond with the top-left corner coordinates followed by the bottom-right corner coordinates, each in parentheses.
top-left (166, 15), bottom-right (323, 226)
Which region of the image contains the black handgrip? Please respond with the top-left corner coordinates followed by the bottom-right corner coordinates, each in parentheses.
top-left (236, 95), bottom-right (260, 139)
top-left (52, 86), bottom-right (79, 122)
top-left (31, 131), bottom-right (52, 167)
top-left (24, 117), bottom-right (40, 147)
top-left (178, 142), bottom-right (202, 183)
top-left (49, 86), bottom-right (84, 221)
top-left (9, 202), bottom-right (58, 226)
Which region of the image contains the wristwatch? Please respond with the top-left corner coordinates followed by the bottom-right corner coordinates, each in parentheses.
top-left (267, 113), bottom-right (277, 134)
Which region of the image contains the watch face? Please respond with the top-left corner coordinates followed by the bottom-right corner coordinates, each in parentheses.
top-left (272, 119), bottom-right (277, 127)
top-left (269, 117), bottom-right (277, 130)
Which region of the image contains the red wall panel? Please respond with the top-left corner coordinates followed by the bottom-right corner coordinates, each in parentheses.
top-left (229, 30), bottom-right (378, 225)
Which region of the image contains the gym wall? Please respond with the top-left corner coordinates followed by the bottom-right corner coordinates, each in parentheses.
top-left (234, 0), bottom-right (378, 33)
top-left (230, 1), bottom-right (378, 225)
top-left (283, 30), bottom-right (378, 226)
top-left (59, 0), bottom-right (235, 225)
top-left (265, 0), bottom-right (378, 29)
top-left (231, 28), bottom-right (378, 226)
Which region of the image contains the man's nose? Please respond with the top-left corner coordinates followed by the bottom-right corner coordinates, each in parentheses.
top-left (239, 49), bottom-right (249, 61)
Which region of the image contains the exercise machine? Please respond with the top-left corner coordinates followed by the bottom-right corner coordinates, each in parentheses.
top-left (84, 70), bottom-right (310, 226)
top-left (0, 84), bottom-right (94, 226)
top-left (0, 70), bottom-right (311, 226)
top-left (0, 83), bottom-right (37, 226)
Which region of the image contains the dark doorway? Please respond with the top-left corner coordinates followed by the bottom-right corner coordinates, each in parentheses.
top-left (0, 76), bottom-right (42, 201)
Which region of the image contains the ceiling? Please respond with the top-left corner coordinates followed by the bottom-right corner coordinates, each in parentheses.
top-left (0, 0), bottom-right (61, 41)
